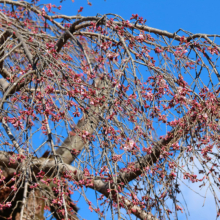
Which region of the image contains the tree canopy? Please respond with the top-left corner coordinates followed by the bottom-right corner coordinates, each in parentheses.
top-left (0, 1), bottom-right (219, 219)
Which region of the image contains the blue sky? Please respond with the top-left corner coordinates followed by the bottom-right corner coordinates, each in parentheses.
top-left (35, 0), bottom-right (220, 219)
top-left (44, 0), bottom-right (220, 35)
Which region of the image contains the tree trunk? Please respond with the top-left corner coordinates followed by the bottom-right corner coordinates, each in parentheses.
top-left (0, 169), bottom-right (78, 220)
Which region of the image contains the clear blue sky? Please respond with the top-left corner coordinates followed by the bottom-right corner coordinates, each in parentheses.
top-left (44, 0), bottom-right (220, 35)
top-left (38, 0), bottom-right (219, 219)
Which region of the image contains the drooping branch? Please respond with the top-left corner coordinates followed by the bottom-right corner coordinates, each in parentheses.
top-left (0, 1), bottom-right (219, 219)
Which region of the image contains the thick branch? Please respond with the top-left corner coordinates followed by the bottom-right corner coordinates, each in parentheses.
top-left (117, 107), bottom-right (207, 185)
top-left (0, 152), bottom-right (157, 220)
top-left (0, 30), bottom-right (13, 70)
top-left (55, 17), bottom-right (99, 53)
top-left (56, 76), bottom-right (110, 164)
